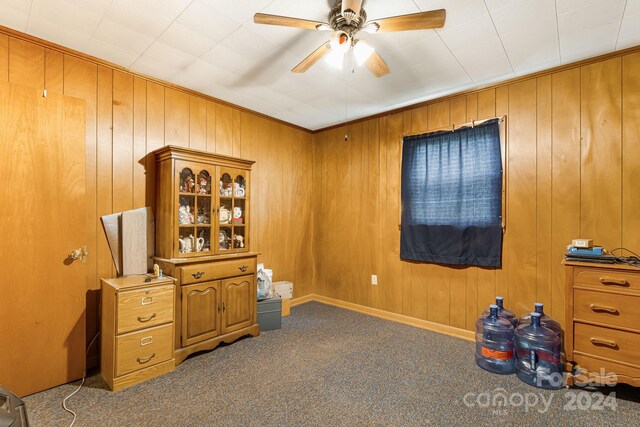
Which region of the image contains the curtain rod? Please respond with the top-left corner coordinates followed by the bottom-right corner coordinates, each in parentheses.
top-left (403, 115), bottom-right (506, 139)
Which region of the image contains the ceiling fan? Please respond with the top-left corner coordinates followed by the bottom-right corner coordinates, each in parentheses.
top-left (253, 0), bottom-right (446, 77)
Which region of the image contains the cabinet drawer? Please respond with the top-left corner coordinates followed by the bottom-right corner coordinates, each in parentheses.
top-left (181, 259), bottom-right (255, 284)
top-left (115, 324), bottom-right (173, 377)
top-left (574, 289), bottom-right (640, 331)
top-left (574, 323), bottom-right (640, 368)
top-left (574, 269), bottom-right (640, 292)
top-left (117, 285), bottom-right (174, 334)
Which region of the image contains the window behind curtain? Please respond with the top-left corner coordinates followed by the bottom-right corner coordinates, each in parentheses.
top-left (400, 118), bottom-right (503, 267)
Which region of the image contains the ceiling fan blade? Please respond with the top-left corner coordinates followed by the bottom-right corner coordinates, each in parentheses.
top-left (372, 9), bottom-right (446, 32)
top-left (292, 42), bottom-right (332, 73)
top-left (365, 51), bottom-right (390, 78)
top-left (254, 13), bottom-right (326, 30)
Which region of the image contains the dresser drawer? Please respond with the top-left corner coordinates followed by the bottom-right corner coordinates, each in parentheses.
top-left (574, 269), bottom-right (640, 292)
top-left (117, 285), bottom-right (174, 334)
top-left (574, 289), bottom-right (640, 331)
top-left (574, 323), bottom-right (640, 368)
top-left (115, 324), bottom-right (173, 377)
top-left (181, 259), bottom-right (255, 284)
top-left (573, 354), bottom-right (640, 385)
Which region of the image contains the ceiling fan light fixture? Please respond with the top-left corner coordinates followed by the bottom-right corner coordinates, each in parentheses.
top-left (353, 39), bottom-right (374, 66)
top-left (329, 32), bottom-right (351, 54)
top-left (326, 48), bottom-right (346, 70)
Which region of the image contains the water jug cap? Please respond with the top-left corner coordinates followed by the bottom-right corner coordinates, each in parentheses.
top-left (534, 302), bottom-right (544, 313)
top-left (531, 312), bottom-right (541, 325)
top-left (495, 296), bottom-right (504, 308)
top-left (489, 304), bottom-right (499, 316)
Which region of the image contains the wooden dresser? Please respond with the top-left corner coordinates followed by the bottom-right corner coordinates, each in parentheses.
top-left (101, 275), bottom-right (176, 391)
top-left (565, 261), bottom-right (640, 386)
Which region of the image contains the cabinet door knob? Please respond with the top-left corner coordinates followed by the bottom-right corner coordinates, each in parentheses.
top-left (590, 337), bottom-right (618, 349)
top-left (222, 302), bottom-right (226, 312)
top-left (239, 265), bottom-right (247, 272)
top-left (137, 313), bottom-right (157, 323)
top-left (589, 304), bottom-right (619, 314)
top-left (599, 277), bottom-right (628, 286)
top-left (137, 353), bottom-right (156, 364)
top-left (192, 271), bottom-right (205, 279)
top-left (218, 303), bottom-right (221, 313)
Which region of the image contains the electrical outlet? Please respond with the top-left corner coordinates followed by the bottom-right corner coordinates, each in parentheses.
top-left (371, 275), bottom-right (377, 285)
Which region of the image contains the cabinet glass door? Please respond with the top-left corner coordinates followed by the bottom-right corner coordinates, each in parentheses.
top-left (216, 167), bottom-right (249, 254)
top-left (177, 162), bottom-right (214, 257)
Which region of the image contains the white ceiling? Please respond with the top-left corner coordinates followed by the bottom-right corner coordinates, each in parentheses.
top-left (1, 0), bottom-right (639, 130)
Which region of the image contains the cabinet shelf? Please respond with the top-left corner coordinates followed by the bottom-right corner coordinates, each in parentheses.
top-left (180, 192), bottom-right (211, 197)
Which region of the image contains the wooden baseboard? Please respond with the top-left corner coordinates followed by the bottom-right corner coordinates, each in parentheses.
top-left (289, 294), bottom-right (475, 342)
top-left (289, 294), bottom-right (315, 307)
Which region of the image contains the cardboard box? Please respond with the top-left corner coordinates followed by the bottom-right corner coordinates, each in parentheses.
top-left (273, 280), bottom-right (293, 299)
top-left (281, 298), bottom-right (291, 317)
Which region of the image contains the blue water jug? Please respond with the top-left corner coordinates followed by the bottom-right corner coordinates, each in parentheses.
top-left (482, 296), bottom-right (517, 327)
top-left (517, 303), bottom-right (562, 335)
top-left (515, 312), bottom-right (563, 389)
top-left (475, 304), bottom-right (515, 374)
top-left (518, 302), bottom-right (564, 363)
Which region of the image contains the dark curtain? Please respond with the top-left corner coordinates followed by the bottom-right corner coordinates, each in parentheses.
top-left (400, 119), bottom-right (503, 267)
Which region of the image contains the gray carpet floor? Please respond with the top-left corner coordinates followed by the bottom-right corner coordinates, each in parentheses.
top-left (23, 302), bottom-right (640, 426)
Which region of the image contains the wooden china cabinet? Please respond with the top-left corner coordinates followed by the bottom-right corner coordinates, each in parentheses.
top-left (152, 146), bottom-right (260, 364)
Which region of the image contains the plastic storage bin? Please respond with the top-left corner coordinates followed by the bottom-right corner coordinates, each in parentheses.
top-left (475, 304), bottom-right (515, 374)
top-left (257, 296), bottom-right (282, 331)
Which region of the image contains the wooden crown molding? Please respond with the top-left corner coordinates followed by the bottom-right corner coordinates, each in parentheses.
top-left (313, 43), bottom-right (640, 134)
top-left (3, 24), bottom-right (639, 136)
top-left (0, 24), bottom-right (312, 134)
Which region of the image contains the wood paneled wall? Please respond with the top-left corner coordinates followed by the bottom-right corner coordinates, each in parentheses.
top-left (313, 52), bottom-right (640, 333)
top-left (4, 25), bottom-right (640, 352)
top-left (0, 31), bottom-right (314, 365)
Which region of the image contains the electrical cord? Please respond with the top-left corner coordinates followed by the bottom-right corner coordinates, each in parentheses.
top-left (608, 247), bottom-right (640, 267)
top-left (61, 331), bottom-right (100, 427)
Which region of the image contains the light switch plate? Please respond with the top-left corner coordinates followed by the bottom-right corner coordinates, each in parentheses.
top-left (371, 275), bottom-right (377, 285)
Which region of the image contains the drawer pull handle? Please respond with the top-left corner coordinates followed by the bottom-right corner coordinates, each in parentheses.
top-left (239, 265), bottom-right (247, 272)
top-left (590, 337), bottom-right (618, 348)
top-left (192, 271), bottom-right (205, 279)
top-left (137, 353), bottom-right (156, 364)
top-left (137, 313), bottom-right (156, 323)
top-left (222, 302), bottom-right (226, 312)
top-left (589, 304), bottom-right (619, 314)
top-left (218, 303), bottom-right (221, 313)
top-left (141, 296), bottom-right (153, 305)
top-left (599, 277), bottom-right (628, 286)
top-left (140, 336), bottom-right (153, 346)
